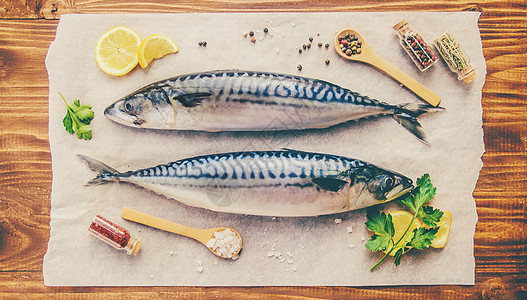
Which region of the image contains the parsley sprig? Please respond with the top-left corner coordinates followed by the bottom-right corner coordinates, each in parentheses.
top-left (60, 92), bottom-right (94, 140)
top-left (365, 174), bottom-right (444, 271)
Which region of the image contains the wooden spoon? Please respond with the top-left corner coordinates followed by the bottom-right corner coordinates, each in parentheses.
top-left (334, 28), bottom-right (441, 107)
top-left (121, 207), bottom-right (242, 259)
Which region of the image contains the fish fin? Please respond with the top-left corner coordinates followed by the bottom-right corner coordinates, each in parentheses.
top-left (175, 92), bottom-right (212, 108)
top-left (312, 177), bottom-right (349, 192)
top-left (77, 154), bottom-right (120, 185)
top-left (392, 104), bottom-right (444, 144)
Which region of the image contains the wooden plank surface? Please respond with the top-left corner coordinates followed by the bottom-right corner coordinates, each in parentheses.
top-left (0, 0), bottom-right (526, 298)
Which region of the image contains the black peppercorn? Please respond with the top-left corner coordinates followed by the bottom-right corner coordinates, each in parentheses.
top-left (297, 64), bottom-right (302, 71)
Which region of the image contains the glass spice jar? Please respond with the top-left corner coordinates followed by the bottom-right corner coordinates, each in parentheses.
top-left (88, 215), bottom-right (142, 255)
top-left (434, 31), bottom-right (477, 84)
top-left (393, 19), bottom-right (438, 71)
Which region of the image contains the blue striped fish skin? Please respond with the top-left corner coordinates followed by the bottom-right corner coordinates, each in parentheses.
top-left (104, 70), bottom-right (433, 141)
top-left (80, 149), bottom-right (413, 217)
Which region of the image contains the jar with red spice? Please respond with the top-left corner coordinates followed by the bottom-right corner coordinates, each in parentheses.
top-left (88, 215), bottom-right (142, 255)
top-left (393, 19), bottom-right (438, 71)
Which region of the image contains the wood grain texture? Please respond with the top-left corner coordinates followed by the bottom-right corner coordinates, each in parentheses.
top-left (0, 0), bottom-right (526, 298)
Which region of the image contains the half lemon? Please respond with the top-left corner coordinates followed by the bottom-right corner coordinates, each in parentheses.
top-left (95, 26), bottom-right (142, 76)
top-left (137, 34), bottom-right (179, 69)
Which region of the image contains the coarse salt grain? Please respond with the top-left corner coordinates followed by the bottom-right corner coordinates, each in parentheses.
top-left (334, 218), bottom-right (342, 224)
top-left (346, 226), bottom-right (353, 233)
top-left (206, 228), bottom-right (241, 259)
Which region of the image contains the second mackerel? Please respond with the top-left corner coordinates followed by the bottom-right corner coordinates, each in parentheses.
top-left (105, 70), bottom-right (439, 142)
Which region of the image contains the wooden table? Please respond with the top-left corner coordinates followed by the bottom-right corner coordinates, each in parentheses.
top-left (1, 0), bottom-right (525, 298)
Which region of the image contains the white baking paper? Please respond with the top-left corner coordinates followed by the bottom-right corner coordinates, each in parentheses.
top-left (44, 12), bottom-right (485, 286)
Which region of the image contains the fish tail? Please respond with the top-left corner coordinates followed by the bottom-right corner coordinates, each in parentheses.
top-left (391, 104), bottom-right (444, 144)
top-left (77, 154), bottom-right (121, 185)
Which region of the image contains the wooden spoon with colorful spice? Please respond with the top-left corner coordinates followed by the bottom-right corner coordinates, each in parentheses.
top-left (334, 28), bottom-right (441, 107)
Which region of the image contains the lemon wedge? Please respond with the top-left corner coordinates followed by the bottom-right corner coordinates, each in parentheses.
top-left (95, 26), bottom-right (142, 76)
top-left (137, 34), bottom-right (179, 69)
top-left (430, 211), bottom-right (452, 248)
top-left (385, 210), bottom-right (421, 256)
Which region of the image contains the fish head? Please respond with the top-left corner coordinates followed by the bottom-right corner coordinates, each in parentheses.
top-left (105, 86), bottom-right (175, 129)
top-left (350, 166), bottom-right (413, 209)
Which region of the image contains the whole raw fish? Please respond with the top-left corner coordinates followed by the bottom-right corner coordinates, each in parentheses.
top-left (79, 149), bottom-right (413, 217)
top-left (104, 70), bottom-right (439, 142)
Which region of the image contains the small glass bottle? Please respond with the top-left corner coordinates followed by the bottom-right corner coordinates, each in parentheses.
top-left (434, 31), bottom-right (477, 83)
top-left (88, 215), bottom-right (142, 255)
top-left (393, 19), bottom-right (438, 71)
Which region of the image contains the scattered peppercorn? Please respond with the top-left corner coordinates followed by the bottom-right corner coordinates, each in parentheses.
top-left (297, 64), bottom-right (302, 71)
top-left (307, 44), bottom-right (311, 49)
top-left (325, 43), bottom-right (330, 48)
top-left (309, 37), bottom-right (313, 42)
top-left (263, 28), bottom-right (269, 33)
top-left (302, 44), bottom-right (307, 50)
top-left (325, 59), bottom-right (330, 65)
top-left (198, 41), bottom-right (203, 46)
top-left (202, 41), bottom-right (207, 47)
top-left (251, 36), bottom-right (256, 43)
top-left (318, 42), bottom-right (323, 47)
top-left (249, 31), bottom-right (254, 37)
top-left (298, 49), bottom-right (302, 54)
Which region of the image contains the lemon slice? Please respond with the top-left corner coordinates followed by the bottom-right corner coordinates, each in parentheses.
top-left (95, 26), bottom-right (142, 76)
top-left (430, 211), bottom-right (452, 248)
top-left (137, 34), bottom-right (179, 69)
top-left (385, 210), bottom-right (421, 256)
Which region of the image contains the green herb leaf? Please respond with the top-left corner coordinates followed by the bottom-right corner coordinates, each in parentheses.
top-left (366, 234), bottom-right (392, 252)
top-left (418, 206), bottom-right (444, 227)
top-left (62, 111), bottom-right (74, 134)
top-left (60, 92), bottom-right (94, 140)
top-left (414, 174), bottom-right (436, 208)
top-left (365, 209), bottom-right (394, 239)
top-left (394, 248), bottom-right (404, 266)
top-left (409, 227), bottom-right (439, 250)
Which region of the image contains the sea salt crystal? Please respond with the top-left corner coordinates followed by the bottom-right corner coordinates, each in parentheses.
top-left (206, 228), bottom-right (241, 259)
top-left (348, 241), bottom-right (355, 249)
top-left (286, 252), bottom-right (293, 257)
top-left (334, 218), bottom-right (342, 224)
top-left (267, 251), bottom-right (275, 257)
top-left (197, 266), bottom-right (203, 273)
top-left (346, 226), bottom-right (353, 233)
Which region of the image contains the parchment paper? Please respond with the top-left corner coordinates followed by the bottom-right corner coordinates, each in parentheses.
top-left (44, 12), bottom-right (485, 286)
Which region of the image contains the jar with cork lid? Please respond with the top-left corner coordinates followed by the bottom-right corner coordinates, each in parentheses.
top-left (88, 215), bottom-right (142, 255)
top-left (393, 19), bottom-right (438, 71)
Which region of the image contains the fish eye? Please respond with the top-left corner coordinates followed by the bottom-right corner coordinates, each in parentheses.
top-left (383, 177), bottom-right (394, 189)
top-left (123, 100), bottom-right (135, 114)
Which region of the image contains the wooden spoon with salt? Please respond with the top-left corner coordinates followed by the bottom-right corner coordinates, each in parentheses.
top-left (121, 207), bottom-right (242, 259)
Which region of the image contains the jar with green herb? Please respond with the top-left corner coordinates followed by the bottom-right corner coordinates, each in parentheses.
top-left (434, 31), bottom-right (477, 84)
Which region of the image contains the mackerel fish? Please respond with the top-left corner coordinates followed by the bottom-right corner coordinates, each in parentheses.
top-left (79, 149), bottom-right (413, 217)
top-left (105, 70), bottom-right (439, 142)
